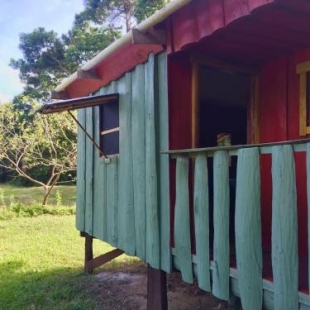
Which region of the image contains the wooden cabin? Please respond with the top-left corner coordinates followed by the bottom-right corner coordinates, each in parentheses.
top-left (40, 0), bottom-right (310, 309)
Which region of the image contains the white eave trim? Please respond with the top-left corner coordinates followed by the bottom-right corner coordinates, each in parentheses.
top-left (55, 0), bottom-right (192, 93)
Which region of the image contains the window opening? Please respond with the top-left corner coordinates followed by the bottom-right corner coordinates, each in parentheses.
top-left (100, 100), bottom-right (119, 156)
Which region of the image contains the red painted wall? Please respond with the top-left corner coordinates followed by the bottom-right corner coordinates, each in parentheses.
top-left (168, 54), bottom-right (193, 248)
top-left (259, 50), bottom-right (310, 257)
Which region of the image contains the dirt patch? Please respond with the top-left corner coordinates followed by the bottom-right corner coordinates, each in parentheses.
top-left (94, 264), bottom-right (241, 309)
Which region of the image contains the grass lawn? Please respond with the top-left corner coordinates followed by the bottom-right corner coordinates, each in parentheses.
top-left (0, 215), bottom-right (139, 309)
top-left (0, 184), bottom-right (76, 207)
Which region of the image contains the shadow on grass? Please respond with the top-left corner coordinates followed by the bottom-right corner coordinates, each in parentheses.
top-left (0, 260), bottom-right (144, 310)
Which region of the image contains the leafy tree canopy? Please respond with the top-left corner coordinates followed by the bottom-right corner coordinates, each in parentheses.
top-left (10, 24), bottom-right (119, 102)
top-left (0, 100), bottom-right (77, 205)
top-left (75, 0), bottom-right (167, 32)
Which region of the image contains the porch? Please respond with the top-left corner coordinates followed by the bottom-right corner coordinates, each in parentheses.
top-left (167, 139), bottom-right (310, 310)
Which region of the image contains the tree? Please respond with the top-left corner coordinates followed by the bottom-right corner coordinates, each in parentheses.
top-left (134, 0), bottom-right (167, 23)
top-left (10, 25), bottom-right (119, 101)
top-left (0, 101), bottom-right (77, 206)
top-left (75, 0), bottom-right (167, 32)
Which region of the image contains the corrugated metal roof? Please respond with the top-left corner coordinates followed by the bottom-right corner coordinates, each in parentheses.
top-left (38, 93), bottom-right (118, 114)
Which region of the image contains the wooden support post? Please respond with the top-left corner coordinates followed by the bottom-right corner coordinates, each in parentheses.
top-left (147, 264), bottom-right (168, 310)
top-left (84, 233), bottom-right (94, 273)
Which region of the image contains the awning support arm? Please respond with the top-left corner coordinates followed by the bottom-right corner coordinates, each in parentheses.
top-left (68, 111), bottom-right (107, 159)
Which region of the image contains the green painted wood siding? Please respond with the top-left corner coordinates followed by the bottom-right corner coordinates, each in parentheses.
top-left (235, 147), bottom-right (262, 310)
top-left (212, 150), bottom-right (230, 300)
top-left (75, 52), bottom-right (171, 272)
top-left (272, 145), bottom-right (298, 309)
top-left (171, 141), bottom-right (306, 309)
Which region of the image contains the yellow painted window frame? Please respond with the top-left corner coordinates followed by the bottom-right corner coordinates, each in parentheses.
top-left (297, 61), bottom-right (310, 136)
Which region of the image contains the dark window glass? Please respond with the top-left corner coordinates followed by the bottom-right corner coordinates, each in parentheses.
top-left (100, 101), bottom-right (119, 131)
top-left (101, 132), bottom-right (119, 156)
top-left (99, 99), bottom-right (119, 156)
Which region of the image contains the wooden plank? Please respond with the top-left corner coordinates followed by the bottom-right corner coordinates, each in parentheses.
top-left (174, 157), bottom-right (193, 283)
top-left (212, 150), bottom-right (230, 300)
top-left (157, 52), bottom-right (171, 273)
top-left (296, 61), bottom-right (310, 74)
top-left (147, 264), bottom-right (168, 310)
top-left (191, 62), bottom-right (199, 148)
top-left (299, 73), bottom-right (307, 136)
top-left (308, 143), bottom-right (310, 305)
top-left (145, 53), bottom-right (160, 269)
top-left (86, 248), bottom-right (124, 270)
top-left (193, 154), bottom-right (211, 291)
top-left (272, 145), bottom-right (298, 309)
top-left (117, 74), bottom-right (135, 255)
top-left (85, 107), bottom-right (94, 235)
top-left (84, 234), bottom-right (93, 273)
top-left (235, 147), bottom-right (262, 310)
top-left (106, 156), bottom-right (119, 248)
top-left (131, 64), bottom-right (146, 261)
top-left (76, 108), bottom-right (86, 232)
top-left (92, 104), bottom-right (106, 240)
top-left (247, 76), bottom-right (260, 144)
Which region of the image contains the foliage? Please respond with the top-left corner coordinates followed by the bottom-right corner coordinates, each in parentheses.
top-left (134, 0), bottom-right (167, 23)
top-left (0, 184), bottom-right (76, 208)
top-left (0, 102), bottom-right (77, 206)
top-left (10, 25), bottom-right (119, 101)
top-left (0, 215), bottom-right (140, 309)
top-left (75, 0), bottom-right (167, 32)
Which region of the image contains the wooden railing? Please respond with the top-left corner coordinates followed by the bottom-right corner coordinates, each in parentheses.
top-left (166, 139), bottom-right (310, 310)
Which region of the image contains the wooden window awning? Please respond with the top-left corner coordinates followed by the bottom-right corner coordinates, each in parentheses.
top-left (37, 93), bottom-right (119, 114)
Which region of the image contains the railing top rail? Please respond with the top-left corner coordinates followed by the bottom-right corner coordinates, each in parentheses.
top-left (161, 138), bottom-right (310, 157)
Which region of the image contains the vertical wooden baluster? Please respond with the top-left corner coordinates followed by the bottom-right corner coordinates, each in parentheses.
top-left (194, 154), bottom-right (211, 291)
top-left (175, 157), bottom-right (193, 283)
top-left (212, 150), bottom-right (230, 300)
top-left (272, 145), bottom-right (298, 310)
top-left (235, 147), bottom-right (262, 310)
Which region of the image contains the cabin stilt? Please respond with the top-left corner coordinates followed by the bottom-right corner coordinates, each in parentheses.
top-left (83, 232), bottom-right (124, 273)
top-left (84, 233), bottom-right (93, 273)
top-left (147, 264), bottom-right (168, 310)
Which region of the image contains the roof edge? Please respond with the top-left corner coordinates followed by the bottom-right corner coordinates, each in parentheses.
top-left (55, 0), bottom-right (192, 94)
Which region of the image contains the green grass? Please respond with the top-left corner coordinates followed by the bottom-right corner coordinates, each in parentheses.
top-left (0, 215), bottom-right (139, 309)
top-left (0, 184), bottom-right (76, 207)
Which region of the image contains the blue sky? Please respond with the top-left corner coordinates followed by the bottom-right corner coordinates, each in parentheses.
top-left (0, 0), bottom-right (85, 103)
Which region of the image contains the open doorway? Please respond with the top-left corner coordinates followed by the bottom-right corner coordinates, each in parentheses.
top-left (197, 65), bottom-right (252, 250)
top-left (198, 66), bottom-right (250, 150)
top-left (198, 66), bottom-right (251, 179)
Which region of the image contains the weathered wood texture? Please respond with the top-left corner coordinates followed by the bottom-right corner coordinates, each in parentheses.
top-left (86, 248), bottom-right (124, 271)
top-left (171, 141), bottom-right (309, 308)
top-left (235, 147), bottom-right (262, 310)
top-left (193, 154), bottom-right (210, 291)
top-left (212, 150), bottom-right (230, 300)
top-left (84, 234), bottom-right (93, 273)
top-left (85, 107), bottom-right (94, 235)
top-left (158, 52), bottom-right (171, 273)
top-left (174, 157), bottom-right (193, 284)
top-left (118, 72), bottom-right (135, 255)
top-left (76, 52), bottom-right (170, 271)
top-left (145, 54), bottom-right (160, 269)
top-left (76, 108), bottom-right (86, 232)
top-left (147, 265), bottom-right (168, 310)
top-left (272, 145), bottom-right (298, 310)
top-left (132, 64), bottom-right (146, 261)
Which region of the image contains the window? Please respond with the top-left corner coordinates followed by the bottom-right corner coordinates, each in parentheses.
top-left (38, 93), bottom-right (119, 158)
top-left (99, 99), bottom-right (119, 156)
top-left (297, 61), bottom-right (310, 136)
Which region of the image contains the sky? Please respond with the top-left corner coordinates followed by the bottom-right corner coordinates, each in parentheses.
top-left (0, 0), bottom-right (85, 103)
